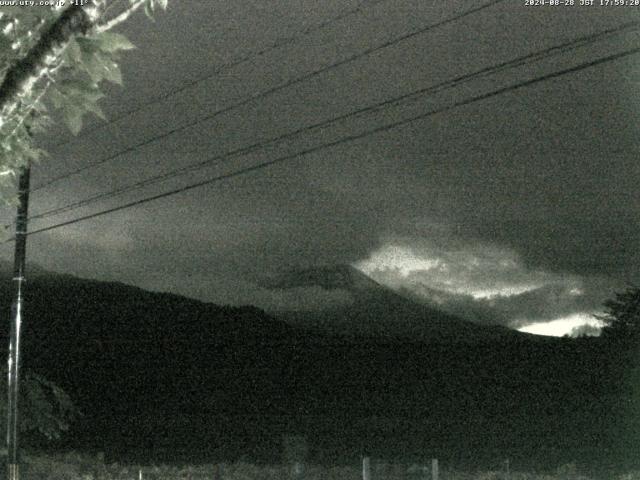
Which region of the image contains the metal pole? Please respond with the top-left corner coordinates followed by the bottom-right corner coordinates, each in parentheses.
top-left (6, 165), bottom-right (30, 480)
top-left (362, 457), bottom-right (371, 480)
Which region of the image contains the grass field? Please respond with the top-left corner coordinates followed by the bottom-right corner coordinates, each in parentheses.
top-left (12, 452), bottom-right (640, 480)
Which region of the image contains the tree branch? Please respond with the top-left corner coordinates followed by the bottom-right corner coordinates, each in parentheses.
top-left (0, 4), bottom-right (96, 127)
top-left (96, 0), bottom-right (147, 34)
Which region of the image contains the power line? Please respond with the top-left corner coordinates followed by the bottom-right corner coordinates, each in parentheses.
top-left (48, 0), bottom-right (387, 150)
top-left (31, 0), bottom-right (505, 193)
top-left (23, 20), bottom-right (640, 226)
top-left (15, 46), bottom-right (640, 240)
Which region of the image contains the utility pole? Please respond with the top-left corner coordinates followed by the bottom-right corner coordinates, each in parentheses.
top-left (6, 165), bottom-right (30, 480)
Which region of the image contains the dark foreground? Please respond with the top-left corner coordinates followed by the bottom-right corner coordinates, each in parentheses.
top-left (8, 451), bottom-right (640, 480)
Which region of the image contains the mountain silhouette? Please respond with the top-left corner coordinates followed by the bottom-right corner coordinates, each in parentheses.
top-left (0, 262), bottom-right (629, 472)
top-left (268, 264), bottom-right (525, 342)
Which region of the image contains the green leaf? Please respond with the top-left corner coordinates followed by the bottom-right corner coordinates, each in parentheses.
top-left (76, 36), bottom-right (102, 55)
top-left (0, 0), bottom-right (165, 205)
top-left (144, 2), bottom-right (155, 21)
top-left (101, 60), bottom-right (123, 85)
top-left (93, 32), bottom-right (135, 53)
top-left (61, 104), bottom-right (84, 135)
top-left (48, 87), bottom-right (66, 109)
top-left (56, 78), bottom-right (107, 132)
top-left (84, 56), bottom-right (107, 83)
top-left (22, 145), bottom-right (46, 163)
top-left (83, 99), bottom-right (106, 121)
top-left (58, 78), bottom-right (103, 103)
top-left (75, 46), bottom-right (124, 85)
top-left (2, 369), bottom-right (82, 440)
top-left (26, 114), bottom-right (49, 134)
top-left (62, 38), bottom-right (82, 65)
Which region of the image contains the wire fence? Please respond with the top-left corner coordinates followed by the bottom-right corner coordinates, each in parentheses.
top-left (19, 452), bottom-right (626, 480)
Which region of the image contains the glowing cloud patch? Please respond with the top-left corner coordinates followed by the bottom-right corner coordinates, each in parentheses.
top-left (354, 238), bottom-right (607, 330)
top-left (518, 313), bottom-right (604, 337)
top-left (357, 245), bottom-right (443, 277)
top-left (357, 242), bottom-right (549, 299)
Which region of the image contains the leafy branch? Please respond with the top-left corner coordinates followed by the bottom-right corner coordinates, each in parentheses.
top-left (0, 0), bottom-right (168, 203)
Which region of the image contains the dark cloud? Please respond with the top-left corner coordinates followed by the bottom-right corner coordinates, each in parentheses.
top-left (17, 176), bottom-right (382, 306)
top-left (1, 1), bottom-right (637, 330)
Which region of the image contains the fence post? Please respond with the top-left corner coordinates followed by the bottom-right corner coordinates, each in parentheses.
top-left (283, 434), bottom-right (307, 479)
top-left (431, 458), bottom-right (438, 480)
top-left (362, 456), bottom-right (371, 480)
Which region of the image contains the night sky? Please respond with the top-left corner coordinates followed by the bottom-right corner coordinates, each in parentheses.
top-left (2, 0), bottom-right (639, 336)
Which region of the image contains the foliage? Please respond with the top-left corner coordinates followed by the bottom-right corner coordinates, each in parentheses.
top-left (0, 368), bottom-right (79, 442)
top-left (595, 288), bottom-right (640, 468)
top-left (0, 0), bottom-right (168, 203)
top-left (596, 286), bottom-right (640, 344)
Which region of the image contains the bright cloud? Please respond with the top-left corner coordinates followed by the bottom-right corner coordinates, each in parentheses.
top-left (357, 245), bottom-right (443, 277)
top-left (356, 238), bottom-right (617, 332)
top-left (357, 240), bottom-right (558, 300)
top-left (518, 313), bottom-right (604, 337)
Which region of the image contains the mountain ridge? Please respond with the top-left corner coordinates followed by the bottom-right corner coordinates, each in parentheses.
top-left (0, 261), bottom-right (621, 470)
top-left (268, 264), bottom-right (533, 343)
